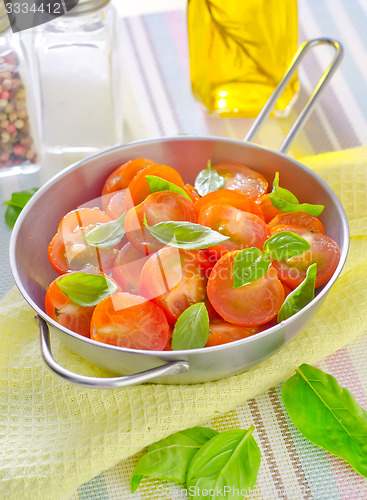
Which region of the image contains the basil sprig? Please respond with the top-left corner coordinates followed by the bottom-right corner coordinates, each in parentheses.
top-left (82, 213), bottom-right (125, 248)
top-left (4, 188), bottom-right (38, 229)
top-left (131, 426), bottom-right (261, 495)
top-left (143, 214), bottom-right (229, 250)
top-left (282, 363), bottom-right (367, 478)
top-left (131, 427), bottom-right (218, 492)
top-left (233, 231), bottom-right (310, 288)
top-left (277, 263), bottom-right (317, 322)
top-left (194, 159), bottom-right (225, 196)
top-left (146, 175), bottom-right (191, 200)
top-left (269, 172), bottom-right (324, 217)
top-left (171, 302), bottom-right (209, 350)
top-left (56, 272), bottom-right (118, 307)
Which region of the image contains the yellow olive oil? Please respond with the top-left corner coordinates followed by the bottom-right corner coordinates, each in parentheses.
top-left (187, 0), bottom-right (299, 117)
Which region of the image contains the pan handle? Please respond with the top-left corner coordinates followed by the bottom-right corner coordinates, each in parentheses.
top-left (244, 37), bottom-right (344, 154)
top-left (38, 316), bottom-right (190, 389)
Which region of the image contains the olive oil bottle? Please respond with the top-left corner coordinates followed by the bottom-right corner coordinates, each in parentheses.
top-left (187, 0), bottom-right (299, 117)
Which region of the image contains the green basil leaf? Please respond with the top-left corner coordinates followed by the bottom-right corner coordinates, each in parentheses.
top-left (146, 175), bottom-right (191, 200)
top-left (187, 427), bottom-right (261, 498)
top-left (269, 172), bottom-right (324, 216)
top-left (194, 159), bottom-right (225, 196)
top-left (232, 247), bottom-right (271, 288)
top-left (82, 213), bottom-right (125, 248)
top-left (56, 272), bottom-right (118, 307)
top-left (4, 188), bottom-right (38, 228)
top-left (282, 363), bottom-right (367, 478)
top-left (263, 231), bottom-right (310, 260)
top-left (143, 215), bottom-right (229, 250)
top-left (131, 427), bottom-right (218, 492)
top-left (171, 302), bottom-right (209, 350)
top-left (277, 263), bottom-right (317, 322)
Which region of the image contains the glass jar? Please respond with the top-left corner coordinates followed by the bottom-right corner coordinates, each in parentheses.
top-left (187, 0), bottom-right (299, 118)
top-left (0, 5), bottom-right (39, 175)
top-left (34, 0), bottom-right (122, 157)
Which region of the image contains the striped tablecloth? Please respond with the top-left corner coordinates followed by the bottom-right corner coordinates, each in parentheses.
top-left (1, 1), bottom-right (367, 498)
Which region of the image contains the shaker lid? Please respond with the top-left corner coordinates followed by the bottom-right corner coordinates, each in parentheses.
top-left (66, 0), bottom-right (111, 16)
top-left (0, 2), bottom-right (11, 34)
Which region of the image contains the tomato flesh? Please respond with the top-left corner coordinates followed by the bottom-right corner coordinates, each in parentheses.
top-left (102, 158), bottom-right (156, 197)
top-left (90, 292), bottom-right (169, 350)
top-left (206, 319), bottom-right (260, 347)
top-left (211, 162), bottom-right (268, 199)
top-left (112, 242), bottom-right (151, 295)
top-left (207, 251), bottom-right (285, 327)
top-left (195, 188), bottom-right (265, 220)
top-left (255, 193), bottom-right (284, 223)
top-left (268, 211), bottom-right (325, 234)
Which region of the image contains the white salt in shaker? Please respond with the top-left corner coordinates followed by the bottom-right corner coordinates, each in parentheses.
top-left (34, 0), bottom-right (122, 157)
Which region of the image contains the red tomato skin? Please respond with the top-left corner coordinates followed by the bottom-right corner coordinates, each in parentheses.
top-left (198, 204), bottom-right (269, 260)
top-left (270, 225), bottom-right (341, 289)
top-left (207, 251), bottom-right (285, 327)
top-left (112, 243), bottom-right (151, 295)
top-left (211, 162), bottom-right (268, 199)
top-left (139, 247), bottom-right (213, 325)
top-left (268, 211), bottom-right (325, 234)
top-left (255, 193), bottom-right (284, 223)
top-left (124, 190), bottom-right (197, 255)
top-left (195, 189), bottom-right (265, 221)
top-left (206, 319), bottom-right (260, 347)
top-left (101, 158), bottom-right (156, 197)
top-left (90, 292), bottom-right (169, 350)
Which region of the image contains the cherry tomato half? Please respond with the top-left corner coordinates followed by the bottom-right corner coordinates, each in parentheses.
top-left (268, 211), bottom-right (325, 234)
top-left (112, 242), bottom-right (151, 295)
top-left (128, 164), bottom-right (186, 206)
top-left (103, 189), bottom-right (134, 220)
top-left (211, 162), bottom-right (268, 199)
top-left (198, 204), bottom-right (269, 260)
top-left (48, 208), bottom-right (118, 274)
top-left (101, 158), bottom-right (156, 197)
top-left (139, 247), bottom-right (213, 325)
top-left (124, 191), bottom-right (197, 255)
top-left (206, 319), bottom-right (260, 347)
top-left (194, 188), bottom-right (265, 221)
top-left (90, 292), bottom-right (169, 350)
top-left (270, 225), bottom-right (340, 289)
top-left (255, 193), bottom-right (284, 223)
top-left (207, 251), bottom-right (285, 327)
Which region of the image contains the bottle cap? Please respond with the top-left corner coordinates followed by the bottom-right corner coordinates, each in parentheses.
top-left (66, 0), bottom-right (111, 16)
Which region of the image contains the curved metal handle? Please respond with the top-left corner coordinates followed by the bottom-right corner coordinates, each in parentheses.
top-left (38, 316), bottom-right (190, 389)
top-left (245, 37), bottom-right (344, 154)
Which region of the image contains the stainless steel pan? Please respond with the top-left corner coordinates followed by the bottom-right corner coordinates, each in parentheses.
top-left (10, 38), bottom-right (348, 388)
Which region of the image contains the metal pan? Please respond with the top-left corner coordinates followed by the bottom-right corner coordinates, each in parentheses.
top-left (10, 38), bottom-right (348, 388)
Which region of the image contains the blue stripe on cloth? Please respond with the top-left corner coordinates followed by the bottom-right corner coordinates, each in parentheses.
top-left (275, 385), bottom-right (341, 500)
top-left (143, 13), bottom-right (208, 136)
top-left (77, 473), bottom-right (110, 500)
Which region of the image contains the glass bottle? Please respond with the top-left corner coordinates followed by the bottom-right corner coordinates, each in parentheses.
top-left (34, 0), bottom-right (122, 157)
top-left (187, 0), bottom-right (299, 118)
top-left (0, 4), bottom-right (39, 176)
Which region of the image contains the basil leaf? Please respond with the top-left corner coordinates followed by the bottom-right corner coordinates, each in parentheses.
top-left (56, 272), bottom-right (118, 307)
top-left (282, 363), bottom-right (367, 478)
top-left (82, 213), bottom-right (125, 248)
top-left (4, 188), bottom-right (38, 229)
top-left (131, 427), bottom-right (218, 492)
top-left (277, 263), bottom-right (317, 322)
top-left (194, 160), bottom-right (225, 196)
top-left (187, 427), bottom-right (261, 497)
top-left (171, 302), bottom-right (209, 350)
top-left (263, 231), bottom-right (310, 260)
top-left (232, 247), bottom-right (271, 288)
top-left (146, 175), bottom-right (191, 200)
top-left (143, 215), bottom-right (229, 250)
top-left (269, 172), bottom-right (324, 216)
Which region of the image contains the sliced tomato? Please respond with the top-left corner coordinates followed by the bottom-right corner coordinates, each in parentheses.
top-left (90, 292), bottom-right (169, 350)
top-left (270, 225), bottom-right (340, 289)
top-left (103, 189), bottom-right (134, 220)
top-left (124, 190), bottom-right (197, 255)
top-left (139, 247), bottom-right (213, 325)
top-left (268, 211), bottom-right (325, 234)
top-left (211, 162), bottom-right (268, 199)
top-left (207, 251), bottom-right (285, 327)
top-left (185, 183), bottom-right (201, 202)
top-left (101, 158), bottom-right (156, 197)
top-left (198, 203), bottom-right (269, 260)
top-left (255, 193), bottom-right (284, 223)
top-left (206, 319), bottom-right (260, 347)
top-left (112, 242), bottom-right (151, 295)
top-left (128, 164), bottom-right (186, 206)
top-left (48, 208), bottom-right (118, 274)
top-left (195, 189), bottom-right (265, 220)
